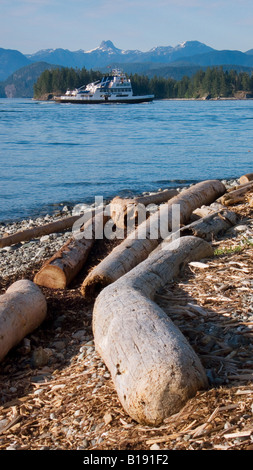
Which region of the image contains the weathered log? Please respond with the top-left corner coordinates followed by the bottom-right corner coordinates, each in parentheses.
top-left (192, 202), bottom-right (226, 219)
top-left (93, 236), bottom-right (213, 425)
top-left (239, 173), bottom-right (253, 185)
top-left (110, 189), bottom-right (179, 229)
top-left (0, 280), bottom-right (47, 362)
top-left (81, 180), bottom-right (226, 297)
top-left (0, 215), bottom-right (81, 249)
top-left (220, 181), bottom-right (253, 206)
top-left (34, 212), bottom-right (108, 289)
top-left (164, 208), bottom-right (238, 243)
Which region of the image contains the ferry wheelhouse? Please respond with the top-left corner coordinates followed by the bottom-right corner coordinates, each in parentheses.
top-left (54, 69), bottom-right (154, 104)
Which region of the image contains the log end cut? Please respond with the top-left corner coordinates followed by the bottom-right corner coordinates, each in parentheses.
top-left (239, 173), bottom-right (253, 185)
top-left (0, 280), bottom-right (47, 362)
top-left (34, 265), bottom-right (67, 289)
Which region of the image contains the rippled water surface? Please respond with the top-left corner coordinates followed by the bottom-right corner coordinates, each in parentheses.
top-left (0, 98), bottom-right (252, 221)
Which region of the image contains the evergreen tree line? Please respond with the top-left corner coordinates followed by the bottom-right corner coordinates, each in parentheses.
top-left (34, 66), bottom-right (253, 99)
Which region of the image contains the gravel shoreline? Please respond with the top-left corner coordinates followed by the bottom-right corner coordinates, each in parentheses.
top-left (0, 178), bottom-right (239, 280)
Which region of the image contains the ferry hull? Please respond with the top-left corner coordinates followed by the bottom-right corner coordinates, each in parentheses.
top-left (54, 96), bottom-right (154, 104)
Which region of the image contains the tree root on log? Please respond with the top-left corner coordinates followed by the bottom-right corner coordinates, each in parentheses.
top-left (110, 188), bottom-right (179, 229)
top-left (93, 236), bottom-right (213, 425)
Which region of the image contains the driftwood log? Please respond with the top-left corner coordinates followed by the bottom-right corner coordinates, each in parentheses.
top-left (81, 179), bottom-right (225, 297)
top-left (110, 188), bottom-right (179, 229)
top-left (0, 215), bottom-right (80, 249)
top-left (191, 202), bottom-right (226, 219)
top-left (164, 208), bottom-right (238, 243)
top-left (0, 280), bottom-right (47, 362)
top-left (93, 236), bottom-right (213, 425)
top-left (239, 173), bottom-right (253, 185)
top-left (221, 181), bottom-right (253, 206)
top-left (34, 212), bottom-right (108, 289)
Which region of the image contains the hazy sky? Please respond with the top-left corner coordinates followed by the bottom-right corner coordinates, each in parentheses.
top-left (1, 0), bottom-right (253, 54)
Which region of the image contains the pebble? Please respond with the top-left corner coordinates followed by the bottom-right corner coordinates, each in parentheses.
top-left (72, 330), bottom-right (86, 340)
top-left (234, 225), bottom-right (249, 232)
top-left (150, 443), bottom-right (160, 450)
top-left (6, 443), bottom-right (19, 450)
top-left (52, 341), bottom-right (66, 351)
top-left (40, 235), bottom-right (50, 243)
top-left (32, 347), bottom-right (51, 367)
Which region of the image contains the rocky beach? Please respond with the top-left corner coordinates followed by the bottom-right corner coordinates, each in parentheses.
top-left (0, 178), bottom-right (253, 451)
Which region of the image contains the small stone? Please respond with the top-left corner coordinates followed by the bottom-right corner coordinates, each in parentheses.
top-left (55, 352), bottom-right (65, 362)
top-left (6, 443), bottom-right (19, 450)
top-left (35, 247), bottom-right (46, 258)
top-left (77, 352), bottom-right (86, 362)
top-left (31, 375), bottom-right (47, 383)
top-left (234, 225), bottom-right (248, 233)
top-left (72, 330), bottom-right (86, 340)
top-left (52, 341), bottom-right (66, 351)
top-left (18, 338), bottom-right (31, 355)
top-left (40, 235), bottom-right (50, 243)
top-left (32, 347), bottom-right (51, 367)
top-left (150, 443), bottom-right (160, 450)
top-left (84, 340), bottom-right (94, 346)
top-left (3, 246), bottom-right (13, 252)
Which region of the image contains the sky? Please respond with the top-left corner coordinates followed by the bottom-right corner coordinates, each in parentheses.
top-left (1, 0), bottom-right (253, 54)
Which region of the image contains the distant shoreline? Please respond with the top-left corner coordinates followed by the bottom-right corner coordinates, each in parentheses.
top-left (161, 96), bottom-right (253, 102)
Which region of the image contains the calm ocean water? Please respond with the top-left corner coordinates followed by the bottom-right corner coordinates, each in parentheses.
top-left (0, 98), bottom-right (253, 222)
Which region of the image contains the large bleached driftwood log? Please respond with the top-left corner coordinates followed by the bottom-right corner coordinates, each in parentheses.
top-left (0, 215), bottom-right (80, 249)
top-left (0, 280), bottom-right (47, 362)
top-left (34, 212), bottom-right (108, 289)
top-left (81, 180), bottom-right (225, 297)
top-left (110, 188), bottom-right (179, 229)
top-left (93, 236), bottom-right (213, 425)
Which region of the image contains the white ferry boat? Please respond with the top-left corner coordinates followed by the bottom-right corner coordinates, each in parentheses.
top-left (54, 69), bottom-right (154, 104)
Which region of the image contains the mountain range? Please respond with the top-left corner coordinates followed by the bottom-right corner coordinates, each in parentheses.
top-left (1, 40), bottom-right (253, 97)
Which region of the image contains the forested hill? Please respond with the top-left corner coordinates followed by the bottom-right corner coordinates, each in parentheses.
top-left (33, 66), bottom-right (253, 100)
